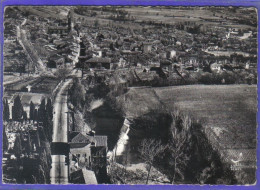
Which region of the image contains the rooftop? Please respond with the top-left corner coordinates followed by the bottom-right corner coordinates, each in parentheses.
top-left (86, 57), bottom-right (111, 63)
top-left (70, 132), bottom-right (107, 147)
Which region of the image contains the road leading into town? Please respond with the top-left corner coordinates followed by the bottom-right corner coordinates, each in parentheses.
top-left (50, 79), bottom-right (72, 184)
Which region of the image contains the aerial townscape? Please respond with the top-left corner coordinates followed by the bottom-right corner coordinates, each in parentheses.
top-left (2, 6), bottom-right (257, 185)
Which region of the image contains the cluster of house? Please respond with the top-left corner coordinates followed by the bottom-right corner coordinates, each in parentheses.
top-left (5, 7), bottom-right (256, 78)
top-left (4, 11), bottom-right (31, 73)
top-left (68, 130), bottom-right (108, 184)
top-left (65, 8), bottom-right (256, 82)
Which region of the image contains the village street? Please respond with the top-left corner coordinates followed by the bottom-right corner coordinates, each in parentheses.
top-left (50, 79), bottom-right (72, 184)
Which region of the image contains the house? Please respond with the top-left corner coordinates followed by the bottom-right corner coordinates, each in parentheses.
top-left (26, 85), bottom-right (32, 92)
top-left (167, 50), bottom-right (177, 59)
top-left (48, 26), bottom-right (68, 36)
top-left (150, 67), bottom-right (167, 78)
top-left (69, 131), bottom-right (107, 170)
top-left (160, 60), bottom-right (173, 71)
top-left (86, 57), bottom-right (111, 69)
top-left (210, 63), bottom-right (222, 73)
top-left (143, 42), bottom-right (152, 53)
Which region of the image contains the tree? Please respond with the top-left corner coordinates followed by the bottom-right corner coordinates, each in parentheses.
top-left (29, 101), bottom-right (35, 121)
top-left (25, 132), bottom-right (33, 154)
top-left (46, 98), bottom-right (53, 120)
top-left (138, 139), bottom-right (167, 184)
top-left (13, 134), bottom-right (22, 158)
top-left (23, 111), bottom-right (27, 121)
top-left (69, 78), bottom-right (86, 110)
top-left (168, 112), bottom-right (191, 184)
top-left (3, 126), bottom-right (9, 152)
top-left (55, 68), bottom-right (71, 81)
top-left (38, 99), bottom-right (46, 123)
top-left (43, 113), bottom-right (52, 142)
top-left (3, 99), bottom-right (10, 121)
top-left (44, 98), bottom-right (53, 141)
top-left (12, 95), bottom-right (24, 121)
top-left (33, 109), bottom-right (38, 122)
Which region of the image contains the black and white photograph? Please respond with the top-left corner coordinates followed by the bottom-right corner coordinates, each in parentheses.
top-left (2, 6), bottom-right (257, 185)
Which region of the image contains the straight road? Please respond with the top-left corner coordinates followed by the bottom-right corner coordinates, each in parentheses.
top-left (50, 79), bottom-right (72, 184)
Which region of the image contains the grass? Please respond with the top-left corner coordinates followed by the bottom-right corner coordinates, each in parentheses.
top-left (30, 76), bottom-right (60, 94)
top-left (116, 87), bottom-right (164, 118)
top-left (120, 84), bottom-right (257, 160)
top-left (153, 84), bottom-right (257, 149)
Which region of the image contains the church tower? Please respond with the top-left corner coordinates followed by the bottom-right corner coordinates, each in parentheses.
top-left (68, 10), bottom-right (74, 32)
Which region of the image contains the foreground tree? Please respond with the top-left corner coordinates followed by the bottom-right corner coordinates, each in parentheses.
top-left (3, 126), bottom-right (9, 152)
top-left (46, 98), bottom-right (53, 120)
top-left (3, 99), bottom-right (10, 121)
top-left (168, 127), bottom-right (190, 183)
top-left (12, 95), bottom-right (24, 121)
top-left (29, 101), bottom-right (35, 121)
top-left (168, 112), bottom-right (192, 184)
top-left (13, 134), bottom-right (22, 158)
top-left (138, 139), bottom-right (167, 184)
top-left (69, 78), bottom-right (86, 110)
top-left (38, 99), bottom-right (46, 123)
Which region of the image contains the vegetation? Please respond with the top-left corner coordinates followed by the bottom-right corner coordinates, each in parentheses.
top-left (12, 95), bottom-right (24, 121)
top-left (3, 97), bottom-right (53, 183)
top-left (3, 99), bottom-right (10, 121)
top-left (133, 110), bottom-right (237, 184)
top-left (168, 112), bottom-right (191, 183)
top-left (68, 78), bottom-right (86, 110)
top-left (55, 67), bottom-right (71, 81)
top-left (138, 139), bottom-right (167, 184)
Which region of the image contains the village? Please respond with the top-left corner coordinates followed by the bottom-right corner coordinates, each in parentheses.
top-left (2, 6), bottom-right (257, 184)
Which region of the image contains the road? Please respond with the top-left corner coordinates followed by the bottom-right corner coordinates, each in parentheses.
top-left (17, 18), bottom-right (46, 72)
top-left (50, 79), bottom-right (72, 184)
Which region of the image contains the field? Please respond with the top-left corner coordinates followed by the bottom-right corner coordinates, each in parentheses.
top-left (119, 85), bottom-right (257, 166)
top-left (153, 85), bottom-right (257, 148)
top-left (123, 7), bottom-right (256, 29)
top-left (116, 87), bottom-right (165, 118)
top-left (4, 76), bottom-right (60, 94)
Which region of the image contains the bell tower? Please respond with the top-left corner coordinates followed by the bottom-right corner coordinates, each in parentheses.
top-left (68, 10), bottom-right (74, 32)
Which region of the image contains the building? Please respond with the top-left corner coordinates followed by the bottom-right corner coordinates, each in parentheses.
top-left (210, 62), bottom-right (222, 73)
top-left (160, 60), bottom-right (173, 71)
top-left (86, 57), bottom-right (111, 69)
top-left (69, 131), bottom-right (107, 170)
top-left (168, 50), bottom-right (177, 59)
top-left (48, 26), bottom-right (68, 36)
top-left (68, 10), bottom-right (74, 32)
top-left (70, 167), bottom-right (98, 184)
top-left (143, 42), bottom-right (152, 53)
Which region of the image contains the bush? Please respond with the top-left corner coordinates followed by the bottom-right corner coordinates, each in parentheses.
top-left (198, 72), bottom-right (237, 85)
